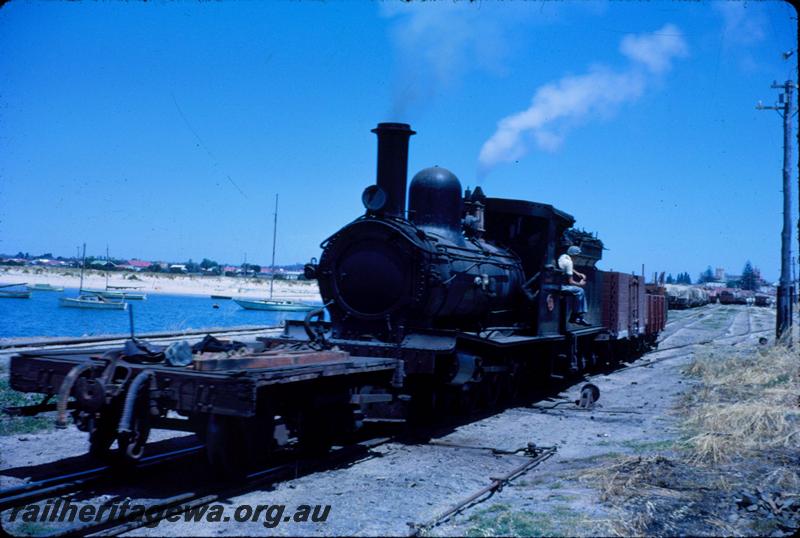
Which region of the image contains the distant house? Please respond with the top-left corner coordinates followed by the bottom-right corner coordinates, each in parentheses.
top-left (125, 259), bottom-right (152, 271)
top-left (90, 260), bottom-right (117, 270)
top-left (169, 264), bottom-right (188, 274)
top-left (283, 270), bottom-right (304, 281)
top-left (31, 259), bottom-right (68, 268)
top-left (0, 258), bottom-right (26, 266)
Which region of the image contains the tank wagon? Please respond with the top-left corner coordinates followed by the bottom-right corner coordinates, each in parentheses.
top-left (7, 123), bottom-right (667, 474)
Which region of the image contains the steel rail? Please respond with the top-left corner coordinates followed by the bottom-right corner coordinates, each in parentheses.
top-left (0, 444), bottom-right (203, 512)
top-left (43, 437), bottom-right (394, 537)
top-left (599, 310), bottom-right (771, 374)
top-left (0, 325), bottom-right (283, 351)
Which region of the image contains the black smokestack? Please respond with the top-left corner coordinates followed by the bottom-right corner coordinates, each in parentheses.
top-left (371, 122), bottom-right (415, 218)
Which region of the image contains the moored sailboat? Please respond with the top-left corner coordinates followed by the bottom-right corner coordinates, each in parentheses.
top-left (234, 194), bottom-right (315, 312)
top-left (59, 244), bottom-right (127, 310)
top-left (27, 283), bottom-right (64, 292)
top-left (0, 283), bottom-right (31, 299)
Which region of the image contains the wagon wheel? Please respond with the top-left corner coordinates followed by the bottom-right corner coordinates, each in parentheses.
top-left (206, 414), bottom-right (250, 478)
top-left (297, 394), bottom-right (350, 457)
top-left (297, 412), bottom-right (335, 457)
top-left (457, 384), bottom-right (480, 416)
top-left (205, 414), bottom-right (274, 478)
top-left (505, 359), bottom-right (524, 405)
top-left (436, 385), bottom-right (458, 417)
top-left (189, 413), bottom-right (208, 443)
top-left (87, 411), bottom-right (118, 459)
top-left (481, 372), bottom-right (506, 410)
top-left (408, 384), bottom-right (437, 427)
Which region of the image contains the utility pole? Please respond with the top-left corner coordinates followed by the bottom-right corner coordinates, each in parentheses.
top-left (757, 80), bottom-right (796, 341)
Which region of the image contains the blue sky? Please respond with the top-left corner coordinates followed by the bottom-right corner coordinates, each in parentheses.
top-left (0, 1), bottom-right (796, 281)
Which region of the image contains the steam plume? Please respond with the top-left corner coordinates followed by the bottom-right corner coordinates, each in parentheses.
top-left (478, 24), bottom-right (688, 176)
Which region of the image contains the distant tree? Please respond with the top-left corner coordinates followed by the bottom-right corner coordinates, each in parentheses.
top-left (250, 264), bottom-right (261, 274)
top-left (741, 261), bottom-right (757, 291)
top-left (184, 260), bottom-right (200, 273)
top-left (146, 264), bottom-right (162, 273)
top-left (666, 274), bottom-right (675, 284)
top-left (698, 266), bottom-right (714, 284)
top-left (200, 258), bottom-right (219, 270)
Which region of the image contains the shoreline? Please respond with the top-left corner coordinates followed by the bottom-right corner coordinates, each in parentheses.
top-left (0, 267), bottom-right (322, 302)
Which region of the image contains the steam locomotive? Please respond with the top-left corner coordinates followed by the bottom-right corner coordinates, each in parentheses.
top-left (299, 123), bottom-right (666, 404)
top-left (8, 122), bottom-right (666, 474)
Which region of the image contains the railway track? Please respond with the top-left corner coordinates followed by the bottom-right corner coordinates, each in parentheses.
top-left (0, 436), bottom-right (400, 537)
top-left (1, 306), bottom-right (774, 535)
top-left (56, 437), bottom-right (392, 537)
top-left (619, 306), bottom-right (770, 371)
top-left (0, 444), bottom-right (204, 512)
top-left (0, 424), bottom-right (560, 537)
top-left (0, 325), bottom-right (283, 355)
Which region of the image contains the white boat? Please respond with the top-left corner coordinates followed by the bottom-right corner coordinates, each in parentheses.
top-left (83, 289), bottom-right (126, 300)
top-left (0, 283), bottom-right (30, 298)
top-left (234, 194), bottom-right (316, 313)
top-left (84, 248), bottom-right (147, 300)
top-left (120, 291), bottom-right (146, 300)
top-left (81, 262), bottom-right (147, 300)
top-left (233, 298), bottom-right (315, 312)
top-left (83, 289), bottom-right (146, 300)
top-left (27, 283), bottom-right (64, 292)
top-left (59, 244), bottom-right (128, 310)
top-left (59, 294), bottom-right (127, 310)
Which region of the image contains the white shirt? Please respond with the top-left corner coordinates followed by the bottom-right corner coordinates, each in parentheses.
top-left (557, 254), bottom-right (574, 276)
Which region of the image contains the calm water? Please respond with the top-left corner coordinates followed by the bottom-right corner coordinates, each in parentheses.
top-left (0, 288), bottom-right (323, 339)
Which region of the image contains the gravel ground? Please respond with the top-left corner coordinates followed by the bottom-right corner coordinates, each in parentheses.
top-left (0, 305), bottom-right (782, 536)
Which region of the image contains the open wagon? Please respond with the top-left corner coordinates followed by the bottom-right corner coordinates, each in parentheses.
top-left (7, 334), bottom-right (400, 475)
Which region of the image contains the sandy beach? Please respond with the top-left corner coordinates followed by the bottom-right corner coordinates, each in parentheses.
top-left (0, 267), bottom-right (322, 302)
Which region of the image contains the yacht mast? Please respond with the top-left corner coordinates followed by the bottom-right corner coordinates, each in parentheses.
top-left (79, 243), bottom-right (86, 292)
top-left (270, 194), bottom-right (279, 300)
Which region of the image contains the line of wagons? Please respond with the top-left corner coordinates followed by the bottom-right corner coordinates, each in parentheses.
top-left (664, 284), bottom-right (773, 309)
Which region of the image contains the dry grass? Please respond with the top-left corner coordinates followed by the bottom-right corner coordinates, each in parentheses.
top-left (682, 344), bottom-right (800, 464)
top-left (576, 340), bottom-right (800, 536)
top-left (579, 455), bottom-right (682, 503)
top-left (577, 455), bottom-right (690, 535)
